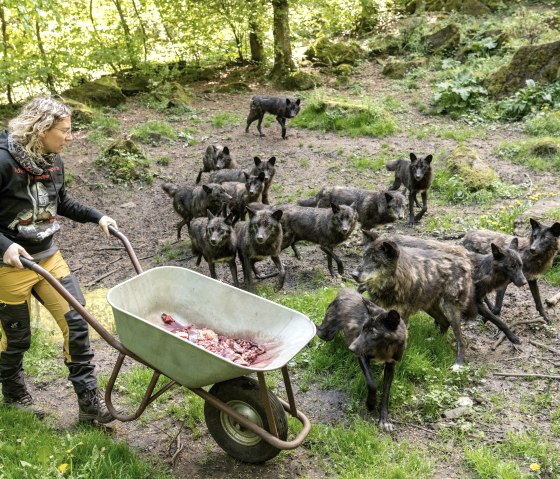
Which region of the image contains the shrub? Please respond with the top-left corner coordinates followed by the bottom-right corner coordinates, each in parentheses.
top-left (495, 137), bottom-right (560, 172)
top-left (524, 110), bottom-right (560, 136)
top-left (130, 120), bottom-right (177, 144)
top-left (432, 70), bottom-right (488, 117)
top-left (497, 80), bottom-right (560, 121)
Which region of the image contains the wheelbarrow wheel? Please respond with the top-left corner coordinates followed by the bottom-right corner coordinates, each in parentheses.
top-left (204, 376), bottom-right (288, 463)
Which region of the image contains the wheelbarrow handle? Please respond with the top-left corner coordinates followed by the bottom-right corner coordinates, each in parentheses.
top-left (108, 226), bottom-right (143, 275)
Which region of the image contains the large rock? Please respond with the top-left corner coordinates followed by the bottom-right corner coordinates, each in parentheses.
top-left (446, 145), bottom-right (496, 191)
top-left (150, 81), bottom-right (195, 108)
top-left (62, 77), bottom-right (127, 108)
top-left (281, 70), bottom-right (321, 91)
top-left (406, 0), bottom-right (503, 14)
top-left (382, 58), bottom-right (427, 79)
top-left (305, 37), bottom-right (365, 66)
top-left (368, 35), bottom-right (402, 57)
top-left (423, 24), bottom-right (461, 54)
top-left (116, 72), bottom-right (152, 96)
top-left (61, 98), bottom-right (95, 125)
top-left (485, 40), bottom-right (560, 97)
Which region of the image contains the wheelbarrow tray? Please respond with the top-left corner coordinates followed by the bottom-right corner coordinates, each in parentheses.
top-left (107, 266), bottom-right (316, 388)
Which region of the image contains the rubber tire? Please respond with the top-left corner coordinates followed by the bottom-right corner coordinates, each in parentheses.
top-left (204, 376), bottom-right (288, 463)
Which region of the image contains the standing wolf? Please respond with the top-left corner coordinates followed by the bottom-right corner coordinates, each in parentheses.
top-left (386, 153), bottom-right (433, 226)
top-left (317, 288), bottom-right (407, 432)
top-left (246, 96), bottom-right (301, 139)
top-left (463, 218), bottom-right (560, 322)
top-left (352, 230), bottom-right (475, 369)
top-left (298, 187), bottom-right (406, 229)
top-left (201, 144), bottom-right (235, 172)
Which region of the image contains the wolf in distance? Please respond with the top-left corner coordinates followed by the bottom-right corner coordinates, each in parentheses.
top-left (246, 96), bottom-right (300, 139)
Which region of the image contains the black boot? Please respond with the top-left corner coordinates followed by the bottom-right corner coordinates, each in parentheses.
top-left (77, 388), bottom-right (115, 424)
top-left (4, 392), bottom-right (45, 419)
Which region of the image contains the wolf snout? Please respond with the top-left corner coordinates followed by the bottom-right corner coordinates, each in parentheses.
top-left (514, 274), bottom-right (528, 287)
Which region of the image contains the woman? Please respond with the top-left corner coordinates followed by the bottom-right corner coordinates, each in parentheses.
top-left (0, 96), bottom-right (117, 423)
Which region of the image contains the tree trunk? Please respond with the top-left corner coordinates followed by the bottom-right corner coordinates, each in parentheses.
top-left (111, 0), bottom-right (138, 68)
top-left (270, 0), bottom-right (294, 79)
top-left (0, 5), bottom-right (13, 104)
top-left (248, 0), bottom-right (264, 64)
top-left (34, 19), bottom-right (56, 94)
top-left (130, 0), bottom-right (148, 62)
top-left (358, 0), bottom-right (378, 33)
top-left (90, 0), bottom-right (118, 72)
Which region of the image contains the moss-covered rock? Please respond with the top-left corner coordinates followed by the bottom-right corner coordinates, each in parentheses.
top-left (98, 138), bottom-right (152, 184)
top-left (406, 0), bottom-right (503, 14)
top-left (446, 145), bottom-right (497, 191)
top-left (422, 24), bottom-right (461, 54)
top-left (151, 81), bottom-right (195, 108)
top-left (61, 98), bottom-right (95, 125)
top-left (382, 58), bottom-right (427, 79)
top-left (116, 72), bottom-right (152, 96)
top-left (457, 30), bottom-right (508, 60)
top-left (281, 70), bottom-right (320, 91)
top-left (62, 77), bottom-right (127, 108)
top-left (213, 82), bottom-right (252, 93)
top-left (484, 40), bottom-right (560, 97)
top-left (305, 37), bottom-right (365, 66)
top-left (368, 35), bottom-right (402, 57)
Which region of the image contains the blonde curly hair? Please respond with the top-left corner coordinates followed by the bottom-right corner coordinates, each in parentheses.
top-left (8, 97), bottom-right (72, 157)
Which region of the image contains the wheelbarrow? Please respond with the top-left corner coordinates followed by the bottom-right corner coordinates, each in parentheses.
top-left (21, 227), bottom-right (315, 463)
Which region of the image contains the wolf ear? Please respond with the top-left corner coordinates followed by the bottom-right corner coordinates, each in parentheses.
top-left (425, 154), bottom-right (433, 164)
top-left (550, 222), bottom-right (560, 237)
top-left (285, 98), bottom-right (291, 105)
top-left (223, 146), bottom-right (230, 155)
top-left (350, 201), bottom-right (357, 211)
top-left (272, 209), bottom-right (283, 221)
top-left (207, 209), bottom-right (215, 220)
top-left (385, 192), bottom-right (393, 203)
top-left (243, 171), bottom-right (249, 180)
top-left (383, 310), bottom-right (401, 331)
top-left (196, 170), bottom-right (203, 184)
top-left (202, 185), bottom-right (212, 194)
top-left (295, 99), bottom-right (301, 105)
top-left (258, 172), bottom-right (266, 181)
top-left (530, 218), bottom-right (540, 231)
top-left (253, 156), bottom-right (262, 166)
top-left (509, 237), bottom-right (519, 251)
top-left (491, 243), bottom-right (504, 260)
top-left (246, 205), bottom-right (256, 218)
top-left (330, 202), bottom-right (340, 213)
top-left (268, 156), bottom-right (276, 165)
top-left (381, 241), bottom-right (399, 259)
top-left (362, 229), bottom-right (379, 243)
top-left (410, 153), bottom-right (418, 162)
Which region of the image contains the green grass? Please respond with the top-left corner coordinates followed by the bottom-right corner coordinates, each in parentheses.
top-left (524, 110), bottom-right (560, 137)
top-left (494, 137), bottom-right (560, 172)
top-left (347, 153), bottom-right (385, 172)
top-left (130, 120), bottom-right (177, 143)
top-left (0, 408), bottom-right (172, 478)
top-left (291, 90), bottom-right (398, 138)
top-left (87, 115), bottom-right (122, 146)
top-left (211, 112), bottom-right (242, 128)
top-left (544, 255), bottom-right (560, 287)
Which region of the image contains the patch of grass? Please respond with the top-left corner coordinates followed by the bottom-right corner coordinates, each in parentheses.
top-left (524, 110), bottom-right (560, 137)
top-left (130, 120), bottom-right (177, 144)
top-left (154, 242), bottom-right (191, 264)
top-left (544, 255), bottom-right (560, 287)
top-left (0, 408), bottom-right (172, 478)
top-left (211, 112), bottom-right (242, 128)
top-left (291, 90), bottom-right (398, 138)
top-left (479, 200), bottom-right (532, 235)
top-left (155, 155), bottom-right (171, 166)
top-left (87, 115), bottom-right (122, 146)
top-left (347, 154), bottom-right (385, 172)
top-left (24, 329), bottom-right (66, 380)
top-left (495, 137), bottom-right (560, 172)
top-left (178, 127), bottom-right (198, 146)
top-left (96, 149), bottom-right (153, 185)
top-left (424, 212), bottom-right (481, 235)
top-left (308, 420), bottom-right (433, 478)
top-left (436, 125), bottom-right (487, 142)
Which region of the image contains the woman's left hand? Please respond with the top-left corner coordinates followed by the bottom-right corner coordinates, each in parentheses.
top-left (99, 215), bottom-right (118, 238)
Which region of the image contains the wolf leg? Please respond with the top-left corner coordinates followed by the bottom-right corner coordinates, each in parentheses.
top-left (176, 219), bottom-right (187, 240)
top-left (271, 255), bottom-right (285, 291)
top-left (528, 279), bottom-right (549, 322)
top-left (413, 191), bottom-right (428, 222)
top-left (477, 303), bottom-right (520, 344)
top-left (407, 191), bottom-right (416, 226)
top-left (357, 356), bottom-right (377, 412)
top-left (256, 115), bottom-right (266, 137)
top-left (290, 242), bottom-right (302, 260)
top-left (276, 116), bottom-right (287, 139)
top-left (228, 260), bottom-right (239, 287)
top-left (246, 109), bottom-right (258, 133)
top-left (388, 178), bottom-right (402, 191)
top-left (208, 261), bottom-right (218, 279)
top-left (492, 286), bottom-right (507, 315)
top-left (321, 246), bottom-right (343, 276)
top-left (379, 362), bottom-right (395, 432)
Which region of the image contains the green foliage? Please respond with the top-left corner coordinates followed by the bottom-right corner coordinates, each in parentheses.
top-left (25, 329), bottom-right (66, 380)
top-left (291, 91), bottom-right (398, 138)
top-left (0, 409), bottom-right (172, 478)
top-left (96, 149), bottom-right (153, 185)
top-left (211, 112), bottom-right (242, 128)
top-left (496, 80), bottom-right (560, 121)
top-left (347, 154), bottom-right (384, 172)
top-left (432, 70), bottom-right (488, 117)
top-left (544, 255), bottom-right (560, 287)
top-left (524, 110), bottom-right (560, 137)
top-left (130, 121), bottom-right (177, 144)
top-left (479, 200), bottom-right (531, 235)
top-left (87, 115), bottom-right (122, 146)
top-left (155, 155), bottom-right (171, 166)
top-left (495, 137), bottom-right (560, 172)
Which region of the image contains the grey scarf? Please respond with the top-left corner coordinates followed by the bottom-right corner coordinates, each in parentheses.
top-left (7, 134), bottom-right (57, 175)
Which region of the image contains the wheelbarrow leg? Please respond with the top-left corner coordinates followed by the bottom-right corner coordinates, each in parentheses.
top-left (257, 372), bottom-right (279, 438)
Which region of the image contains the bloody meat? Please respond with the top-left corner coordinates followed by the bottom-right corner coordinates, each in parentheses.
top-left (160, 312), bottom-right (266, 366)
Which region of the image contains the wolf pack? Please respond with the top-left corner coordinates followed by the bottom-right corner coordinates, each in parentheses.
top-left (161, 95), bottom-right (560, 432)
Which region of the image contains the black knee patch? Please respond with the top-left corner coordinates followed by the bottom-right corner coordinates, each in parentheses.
top-left (59, 274), bottom-right (86, 306)
top-left (0, 302), bottom-right (31, 353)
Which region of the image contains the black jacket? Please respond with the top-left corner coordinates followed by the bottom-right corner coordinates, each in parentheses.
top-left (0, 129), bottom-right (103, 260)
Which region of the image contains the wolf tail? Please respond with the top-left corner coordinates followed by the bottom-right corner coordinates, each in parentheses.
top-left (161, 183), bottom-right (177, 198)
top-left (195, 170), bottom-right (203, 184)
top-left (297, 195), bottom-right (319, 207)
top-left (385, 159), bottom-right (400, 171)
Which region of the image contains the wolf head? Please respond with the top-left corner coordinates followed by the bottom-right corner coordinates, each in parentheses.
top-left (247, 207), bottom-right (283, 245)
top-left (215, 146), bottom-right (232, 170)
top-left (491, 238), bottom-right (526, 287)
top-left (331, 202), bottom-right (358, 237)
top-left (528, 218), bottom-right (560, 255)
top-left (245, 172), bottom-right (266, 199)
top-left (202, 183), bottom-right (233, 204)
top-left (251, 156), bottom-right (276, 183)
top-left (352, 230), bottom-right (399, 284)
top-left (384, 192), bottom-right (406, 221)
top-left (206, 210), bottom-right (235, 247)
top-left (409, 153), bottom-right (433, 182)
top-left (285, 98), bottom-right (301, 118)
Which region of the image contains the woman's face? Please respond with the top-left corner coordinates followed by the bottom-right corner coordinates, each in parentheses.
top-left (40, 116), bottom-right (72, 154)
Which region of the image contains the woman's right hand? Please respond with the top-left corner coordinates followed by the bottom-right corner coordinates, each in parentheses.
top-left (3, 243), bottom-right (33, 269)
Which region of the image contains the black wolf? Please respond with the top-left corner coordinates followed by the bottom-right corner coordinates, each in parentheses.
top-left (188, 210), bottom-right (238, 286)
top-left (298, 187), bottom-right (406, 229)
top-left (246, 96), bottom-right (301, 139)
top-left (250, 156), bottom-right (277, 205)
top-left (463, 218), bottom-right (560, 322)
top-left (234, 207), bottom-right (285, 293)
top-left (317, 288), bottom-right (407, 432)
top-left (279, 203), bottom-right (358, 276)
top-left (352, 230), bottom-right (475, 369)
top-left (202, 144), bottom-right (235, 172)
top-left (386, 153), bottom-right (433, 226)
top-left (388, 233), bottom-right (526, 344)
top-left (221, 172), bottom-right (266, 222)
top-left (161, 182), bottom-right (232, 239)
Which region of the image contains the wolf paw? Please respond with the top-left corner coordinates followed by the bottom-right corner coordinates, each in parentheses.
top-left (451, 363), bottom-right (465, 373)
top-left (379, 420), bottom-right (394, 432)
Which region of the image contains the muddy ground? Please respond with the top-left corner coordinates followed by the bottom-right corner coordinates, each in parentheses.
top-left (28, 61), bottom-right (560, 478)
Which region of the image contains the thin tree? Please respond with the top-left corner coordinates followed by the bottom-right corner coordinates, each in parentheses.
top-left (247, 0), bottom-right (264, 64)
top-left (89, 0), bottom-right (118, 72)
top-left (34, 18), bottom-right (56, 93)
top-left (270, 0), bottom-right (295, 79)
top-left (130, 0), bottom-right (148, 62)
top-left (110, 0), bottom-right (138, 68)
top-left (0, 4), bottom-right (13, 104)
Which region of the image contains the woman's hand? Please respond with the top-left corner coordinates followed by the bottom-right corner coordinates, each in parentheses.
top-left (3, 243), bottom-right (33, 269)
top-left (99, 216), bottom-right (118, 238)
